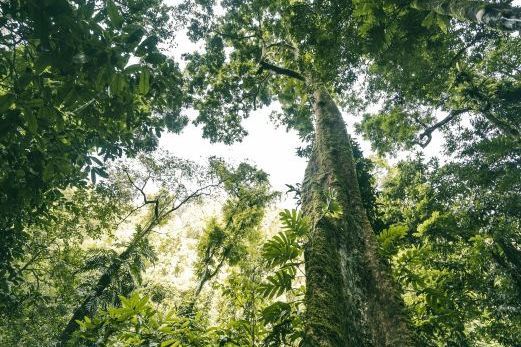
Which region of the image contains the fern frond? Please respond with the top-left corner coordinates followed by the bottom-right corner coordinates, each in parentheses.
top-left (262, 231), bottom-right (300, 267)
top-left (260, 268), bottom-right (296, 299)
top-left (261, 301), bottom-right (291, 324)
top-left (279, 209), bottom-right (310, 237)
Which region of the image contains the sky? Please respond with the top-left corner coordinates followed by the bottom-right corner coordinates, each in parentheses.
top-left (159, 106), bottom-right (308, 198)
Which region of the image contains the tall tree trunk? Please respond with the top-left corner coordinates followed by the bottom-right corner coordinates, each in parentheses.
top-left (301, 87), bottom-right (414, 346)
top-left (412, 0), bottom-right (521, 31)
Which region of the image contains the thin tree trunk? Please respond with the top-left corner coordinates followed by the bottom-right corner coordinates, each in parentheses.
top-left (58, 232), bottom-right (144, 345)
top-left (59, 208), bottom-right (162, 346)
top-left (301, 87), bottom-right (414, 346)
top-left (412, 0), bottom-right (521, 31)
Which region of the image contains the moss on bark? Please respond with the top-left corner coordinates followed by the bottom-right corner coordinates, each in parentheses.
top-left (301, 87), bottom-right (414, 346)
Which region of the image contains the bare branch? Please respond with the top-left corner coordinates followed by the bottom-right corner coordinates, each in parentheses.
top-left (265, 41), bottom-right (297, 51)
top-left (170, 182), bottom-right (222, 213)
top-left (214, 30), bottom-right (259, 41)
top-left (416, 109), bottom-right (467, 147)
top-left (123, 169), bottom-right (156, 205)
top-left (115, 202), bottom-right (148, 228)
top-left (258, 60), bottom-right (305, 81)
top-left (483, 110), bottom-right (520, 138)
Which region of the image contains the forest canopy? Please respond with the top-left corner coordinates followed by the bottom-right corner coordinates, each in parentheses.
top-left (0, 0), bottom-right (520, 346)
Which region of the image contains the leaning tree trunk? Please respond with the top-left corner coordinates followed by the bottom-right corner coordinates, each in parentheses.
top-left (58, 242), bottom-right (137, 345)
top-left (58, 216), bottom-right (157, 346)
top-left (301, 87), bottom-right (414, 346)
top-left (412, 0), bottom-right (521, 31)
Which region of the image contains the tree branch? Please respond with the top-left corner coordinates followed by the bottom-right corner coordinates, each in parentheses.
top-left (59, 180), bottom-right (220, 345)
top-left (214, 30), bottom-right (259, 41)
top-left (264, 41), bottom-right (297, 51)
top-left (169, 182), bottom-right (222, 213)
top-left (482, 110), bottom-right (520, 138)
top-left (416, 108), bottom-right (467, 147)
top-left (257, 61), bottom-right (305, 81)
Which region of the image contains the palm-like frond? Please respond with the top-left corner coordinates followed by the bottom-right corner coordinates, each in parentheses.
top-left (260, 268), bottom-right (296, 299)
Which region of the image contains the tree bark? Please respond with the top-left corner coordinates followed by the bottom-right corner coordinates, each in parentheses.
top-left (301, 87), bottom-right (414, 346)
top-left (412, 0), bottom-right (521, 31)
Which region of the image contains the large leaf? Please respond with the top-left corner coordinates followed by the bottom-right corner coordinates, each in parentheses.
top-left (262, 231), bottom-right (300, 267)
top-left (260, 268), bottom-right (296, 299)
top-left (279, 209), bottom-right (310, 237)
top-left (139, 68), bottom-right (151, 95)
top-left (107, 0), bottom-right (123, 28)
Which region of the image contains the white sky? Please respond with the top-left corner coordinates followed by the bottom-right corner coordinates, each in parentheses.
top-left (159, 107), bottom-right (308, 197)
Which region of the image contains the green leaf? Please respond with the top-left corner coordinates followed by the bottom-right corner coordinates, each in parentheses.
top-left (436, 16), bottom-right (449, 34)
top-left (139, 68), bottom-right (150, 95)
top-left (279, 209), bottom-right (309, 236)
top-left (323, 188), bottom-right (343, 219)
top-left (25, 108), bottom-right (38, 133)
top-left (95, 67), bottom-right (108, 90)
top-left (90, 169), bottom-right (97, 184)
top-left (89, 156), bottom-right (103, 166)
top-left (110, 74), bottom-right (127, 95)
top-left (107, 0), bottom-right (123, 28)
top-left (261, 301), bottom-right (291, 323)
top-left (262, 231), bottom-right (300, 267)
top-left (421, 12), bottom-right (437, 29)
top-left (125, 63), bottom-right (142, 74)
top-left (377, 224), bottom-right (408, 257)
top-left (161, 339), bottom-right (180, 347)
top-left (43, 163), bottom-right (54, 182)
top-left (0, 94), bottom-right (14, 112)
top-left (94, 167), bottom-right (109, 178)
top-left (261, 268), bottom-right (295, 299)
top-left (125, 24), bottom-right (146, 46)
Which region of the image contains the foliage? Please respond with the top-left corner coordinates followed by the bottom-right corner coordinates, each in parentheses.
top-left (259, 209), bottom-right (307, 345)
top-left (1, 0), bottom-right (521, 345)
top-left (194, 160), bottom-right (277, 294)
top-left (0, 0), bottom-right (185, 295)
top-left (353, 0), bottom-right (521, 156)
top-left (75, 292), bottom-right (214, 346)
top-left (378, 155), bottom-right (521, 345)
top-left (178, 0), bottom-right (364, 145)
top-left (73, 208), bottom-right (307, 346)
top-left (356, 107), bottom-right (428, 155)
top-left (58, 152), bottom-right (232, 345)
top-left (213, 260), bottom-right (268, 346)
top-left (261, 210), bottom-right (307, 298)
top-left (0, 184), bottom-right (131, 346)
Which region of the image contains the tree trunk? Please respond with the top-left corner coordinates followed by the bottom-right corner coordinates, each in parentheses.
top-left (412, 0), bottom-right (521, 31)
top-left (58, 215), bottom-right (159, 346)
top-left (58, 243), bottom-right (136, 346)
top-left (301, 87), bottom-right (414, 346)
